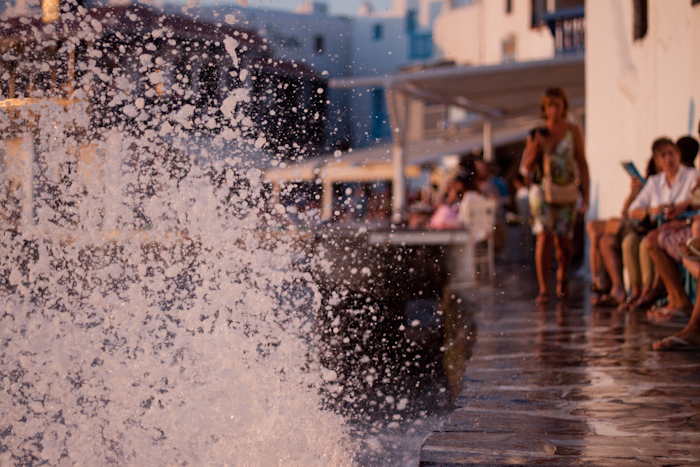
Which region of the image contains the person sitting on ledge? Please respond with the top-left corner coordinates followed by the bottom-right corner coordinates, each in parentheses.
top-left (428, 169), bottom-right (485, 230)
top-left (587, 155), bottom-right (658, 307)
top-left (653, 120), bottom-right (700, 350)
top-left (625, 138), bottom-right (699, 316)
top-left (653, 217), bottom-right (700, 350)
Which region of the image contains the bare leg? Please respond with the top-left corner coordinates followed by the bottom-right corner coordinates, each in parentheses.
top-left (654, 258), bottom-right (700, 350)
top-left (640, 241), bottom-right (655, 293)
top-left (654, 217), bottom-right (700, 349)
top-left (554, 234), bottom-right (573, 299)
top-left (599, 233), bottom-right (626, 304)
top-left (644, 228), bottom-right (692, 311)
top-left (681, 217), bottom-right (700, 278)
top-left (628, 231), bottom-right (665, 311)
top-left (635, 272), bottom-right (665, 304)
top-left (586, 220), bottom-right (609, 292)
top-left (653, 303), bottom-right (700, 349)
top-left (535, 232), bottom-right (553, 303)
top-left (621, 232), bottom-right (643, 302)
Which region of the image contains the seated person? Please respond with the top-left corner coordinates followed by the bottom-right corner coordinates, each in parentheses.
top-left (586, 157), bottom-right (656, 306)
top-left (428, 170), bottom-right (483, 230)
top-left (428, 177), bottom-right (465, 230)
top-left (587, 156), bottom-right (656, 306)
top-left (653, 121), bottom-right (700, 348)
top-left (627, 138), bottom-right (699, 318)
top-left (653, 215), bottom-right (700, 350)
top-left (677, 135), bottom-right (699, 168)
top-left (511, 173), bottom-right (531, 223)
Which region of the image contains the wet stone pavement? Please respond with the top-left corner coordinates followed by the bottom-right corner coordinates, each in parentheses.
top-left (419, 264), bottom-right (700, 466)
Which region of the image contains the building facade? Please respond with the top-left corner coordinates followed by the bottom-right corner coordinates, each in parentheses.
top-left (183, 3), bottom-right (355, 151)
top-left (349, 0), bottom-right (583, 148)
top-left (0, 0), bottom-right (589, 156)
top-left (585, 0), bottom-right (700, 219)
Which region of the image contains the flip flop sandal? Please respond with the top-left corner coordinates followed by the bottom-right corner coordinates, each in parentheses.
top-left (646, 306), bottom-right (691, 325)
top-left (626, 293), bottom-right (661, 312)
top-left (617, 296), bottom-right (638, 311)
top-left (593, 294), bottom-right (619, 308)
top-left (589, 284), bottom-right (611, 306)
top-left (653, 335), bottom-right (700, 351)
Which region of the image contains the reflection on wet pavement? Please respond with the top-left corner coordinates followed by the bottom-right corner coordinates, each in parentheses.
top-left (420, 265), bottom-right (700, 466)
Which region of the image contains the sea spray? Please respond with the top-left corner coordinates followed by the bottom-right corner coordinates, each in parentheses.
top-left (0, 6), bottom-right (354, 466)
top-left (0, 109), bottom-right (354, 467)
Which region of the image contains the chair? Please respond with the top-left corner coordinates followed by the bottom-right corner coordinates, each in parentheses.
top-left (459, 194), bottom-right (497, 280)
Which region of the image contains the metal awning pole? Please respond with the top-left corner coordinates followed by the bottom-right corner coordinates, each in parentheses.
top-left (386, 87), bottom-right (408, 224)
top-left (392, 140), bottom-right (405, 224)
top-left (483, 119), bottom-right (493, 162)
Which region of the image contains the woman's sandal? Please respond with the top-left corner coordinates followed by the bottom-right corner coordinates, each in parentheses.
top-left (626, 292), bottom-right (662, 312)
top-left (617, 295), bottom-right (638, 311)
top-left (647, 306), bottom-right (691, 325)
top-left (590, 284), bottom-right (612, 306)
top-left (653, 335), bottom-right (700, 351)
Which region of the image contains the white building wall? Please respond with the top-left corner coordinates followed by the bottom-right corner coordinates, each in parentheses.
top-left (586, 0), bottom-right (700, 219)
top-left (433, 0), bottom-right (553, 65)
top-left (352, 16), bottom-right (412, 75)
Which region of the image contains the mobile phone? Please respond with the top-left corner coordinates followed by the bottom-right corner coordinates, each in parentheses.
top-left (528, 127), bottom-right (549, 138)
top-left (621, 161), bottom-right (645, 184)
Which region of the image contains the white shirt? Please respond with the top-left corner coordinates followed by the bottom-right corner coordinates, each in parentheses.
top-left (629, 165), bottom-right (699, 211)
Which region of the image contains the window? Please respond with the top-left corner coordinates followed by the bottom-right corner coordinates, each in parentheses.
top-left (409, 32), bottom-right (433, 59)
top-left (370, 88), bottom-right (390, 140)
top-left (314, 35), bottom-right (324, 54)
top-left (406, 9), bottom-right (417, 32)
top-left (501, 36), bottom-right (516, 63)
top-left (633, 0), bottom-right (647, 40)
top-left (373, 23), bottom-right (383, 40)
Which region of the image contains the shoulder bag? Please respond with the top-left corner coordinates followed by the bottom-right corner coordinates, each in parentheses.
top-left (542, 151), bottom-right (579, 205)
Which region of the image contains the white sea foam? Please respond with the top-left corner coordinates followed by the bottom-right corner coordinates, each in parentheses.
top-left (0, 11), bottom-right (354, 467)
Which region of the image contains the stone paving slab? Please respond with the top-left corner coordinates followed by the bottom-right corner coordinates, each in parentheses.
top-left (420, 266), bottom-right (700, 466)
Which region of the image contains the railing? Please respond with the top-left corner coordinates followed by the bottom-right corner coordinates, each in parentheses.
top-left (543, 6), bottom-right (585, 57)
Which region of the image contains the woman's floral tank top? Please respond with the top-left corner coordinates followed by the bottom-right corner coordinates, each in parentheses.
top-left (545, 127), bottom-right (576, 186)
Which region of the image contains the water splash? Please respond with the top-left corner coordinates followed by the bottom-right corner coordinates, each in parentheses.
top-left (0, 6), bottom-right (353, 467)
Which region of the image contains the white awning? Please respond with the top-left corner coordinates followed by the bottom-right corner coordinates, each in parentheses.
top-left (330, 54), bottom-right (585, 121)
top-left (263, 117), bottom-right (537, 184)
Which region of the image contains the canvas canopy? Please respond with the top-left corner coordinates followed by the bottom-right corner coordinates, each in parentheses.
top-left (330, 54), bottom-right (584, 121)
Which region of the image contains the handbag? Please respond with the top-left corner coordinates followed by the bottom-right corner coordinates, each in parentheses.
top-left (542, 152), bottom-right (579, 205)
top-left (626, 216), bottom-right (654, 236)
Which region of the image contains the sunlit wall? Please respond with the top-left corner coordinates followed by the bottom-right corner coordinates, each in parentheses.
top-left (586, 0), bottom-right (700, 219)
